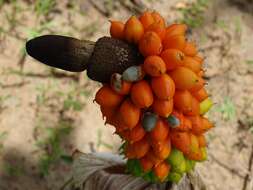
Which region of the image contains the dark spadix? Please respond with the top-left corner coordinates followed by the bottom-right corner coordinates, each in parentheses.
top-left (26, 35), bottom-right (143, 83)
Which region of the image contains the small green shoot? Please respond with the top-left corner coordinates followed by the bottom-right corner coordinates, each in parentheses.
top-left (37, 120), bottom-right (73, 176)
top-left (35, 0), bottom-right (56, 16)
top-left (215, 97), bottom-right (236, 121)
top-left (179, 0), bottom-right (209, 28)
top-left (4, 163), bottom-right (24, 177)
top-left (246, 60), bottom-right (253, 65)
top-left (215, 20), bottom-right (229, 32)
top-left (0, 131), bottom-right (8, 151)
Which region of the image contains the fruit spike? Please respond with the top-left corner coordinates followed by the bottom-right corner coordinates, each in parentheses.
top-left (26, 35), bottom-right (143, 83)
top-left (28, 10), bottom-right (214, 184)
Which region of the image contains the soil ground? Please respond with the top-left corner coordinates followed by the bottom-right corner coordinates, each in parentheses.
top-left (0, 0), bottom-right (253, 190)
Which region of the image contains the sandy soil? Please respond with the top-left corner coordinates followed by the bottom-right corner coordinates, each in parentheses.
top-left (0, 0), bottom-right (253, 190)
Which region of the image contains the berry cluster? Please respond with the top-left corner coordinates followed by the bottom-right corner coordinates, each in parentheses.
top-left (95, 11), bottom-right (213, 183)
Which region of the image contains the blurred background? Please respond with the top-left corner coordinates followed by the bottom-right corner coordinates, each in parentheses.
top-left (0, 0), bottom-right (253, 189)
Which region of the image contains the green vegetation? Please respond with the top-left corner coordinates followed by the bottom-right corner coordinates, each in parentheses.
top-left (215, 97), bottom-right (236, 121)
top-left (4, 162), bottom-right (24, 177)
top-left (179, 0), bottom-right (209, 28)
top-left (0, 131), bottom-right (8, 151)
top-left (36, 120), bottom-right (73, 176)
top-left (35, 0), bottom-right (56, 16)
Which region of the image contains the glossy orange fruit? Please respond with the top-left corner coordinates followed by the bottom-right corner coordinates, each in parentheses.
top-left (170, 131), bottom-right (190, 154)
top-left (160, 49), bottom-right (184, 71)
top-left (173, 90), bottom-right (193, 114)
top-left (110, 20), bottom-right (125, 39)
top-left (139, 11), bottom-right (155, 30)
top-left (189, 77), bottom-right (205, 92)
top-left (153, 162), bottom-right (171, 181)
top-left (151, 11), bottom-right (166, 28)
top-left (124, 16), bottom-right (144, 44)
top-left (165, 23), bottom-right (187, 37)
top-left (146, 22), bottom-right (166, 40)
top-left (143, 55), bottom-right (166, 77)
top-left (151, 74), bottom-right (175, 100)
top-left (139, 31), bottom-right (162, 57)
top-left (152, 98), bottom-right (173, 117)
top-left (192, 88), bottom-right (208, 102)
top-left (110, 73), bottom-right (132, 95)
top-left (119, 99), bottom-right (141, 129)
top-left (197, 134), bottom-right (207, 147)
top-left (163, 34), bottom-right (186, 50)
top-left (128, 123), bottom-right (146, 143)
top-left (150, 119), bottom-right (169, 141)
top-left (133, 138), bottom-right (150, 158)
top-left (130, 80), bottom-right (154, 108)
top-left (140, 156), bottom-right (154, 172)
top-left (182, 56), bottom-right (201, 73)
top-left (184, 97), bottom-right (200, 116)
top-left (169, 66), bottom-right (199, 90)
top-left (95, 85), bottom-right (124, 107)
top-left (183, 41), bottom-right (197, 56)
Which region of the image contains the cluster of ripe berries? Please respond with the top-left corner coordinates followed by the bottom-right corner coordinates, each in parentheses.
top-left (95, 11), bottom-right (213, 183)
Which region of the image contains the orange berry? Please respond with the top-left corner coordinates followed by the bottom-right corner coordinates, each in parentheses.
top-left (183, 117), bottom-right (192, 130)
top-left (146, 22), bottom-right (166, 40)
top-left (187, 115), bottom-right (203, 135)
top-left (185, 148), bottom-right (203, 161)
top-left (100, 106), bottom-right (115, 121)
top-left (95, 85), bottom-right (124, 107)
top-left (109, 20), bottom-right (125, 39)
top-left (182, 56), bottom-right (201, 73)
top-left (151, 11), bottom-right (166, 28)
top-left (198, 70), bottom-right (205, 77)
top-left (118, 129), bottom-right (131, 141)
top-left (139, 31), bottom-right (162, 57)
top-left (110, 73), bottom-right (132, 95)
top-left (125, 143), bottom-right (136, 159)
top-left (184, 96), bottom-right (200, 116)
top-left (140, 156), bottom-right (154, 172)
top-left (183, 41), bottom-right (197, 56)
top-left (119, 99), bottom-right (141, 129)
top-left (150, 119), bottom-right (169, 141)
top-left (153, 138), bottom-right (171, 159)
top-left (153, 162), bottom-right (170, 181)
top-left (139, 11), bottom-right (155, 30)
top-left (169, 111), bottom-right (191, 132)
top-left (124, 16), bottom-right (144, 44)
top-left (152, 98), bottom-right (173, 117)
top-left (146, 150), bottom-right (162, 166)
top-left (165, 23), bottom-right (187, 37)
top-left (201, 117), bottom-right (214, 132)
top-left (173, 90), bottom-right (193, 114)
top-left (193, 55), bottom-right (204, 64)
top-left (197, 134), bottom-right (207, 147)
top-left (169, 66), bottom-right (199, 90)
top-left (143, 55), bottom-right (166, 77)
top-left (130, 80), bottom-right (154, 108)
top-left (151, 74), bottom-right (175, 100)
top-left (160, 49), bottom-right (184, 71)
top-left (192, 88), bottom-right (208, 102)
top-left (189, 77), bottom-right (205, 92)
top-left (170, 131), bottom-right (191, 154)
top-left (163, 35), bottom-right (186, 50)
top-left (133, 138), bottom-right (150, 158)
top-left (129, 123), bottom-right (146, 143)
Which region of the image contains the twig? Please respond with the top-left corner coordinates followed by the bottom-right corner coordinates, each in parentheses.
top-left (242, 144), bottom-right (253, 190)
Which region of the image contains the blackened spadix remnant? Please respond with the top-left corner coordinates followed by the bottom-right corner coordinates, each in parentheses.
top-left (26, 35), bottom-right (95, 72)
top-left (26, 35), bottom-right (143, 83)
top-left (87, 37), bottom-right (143, 83)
